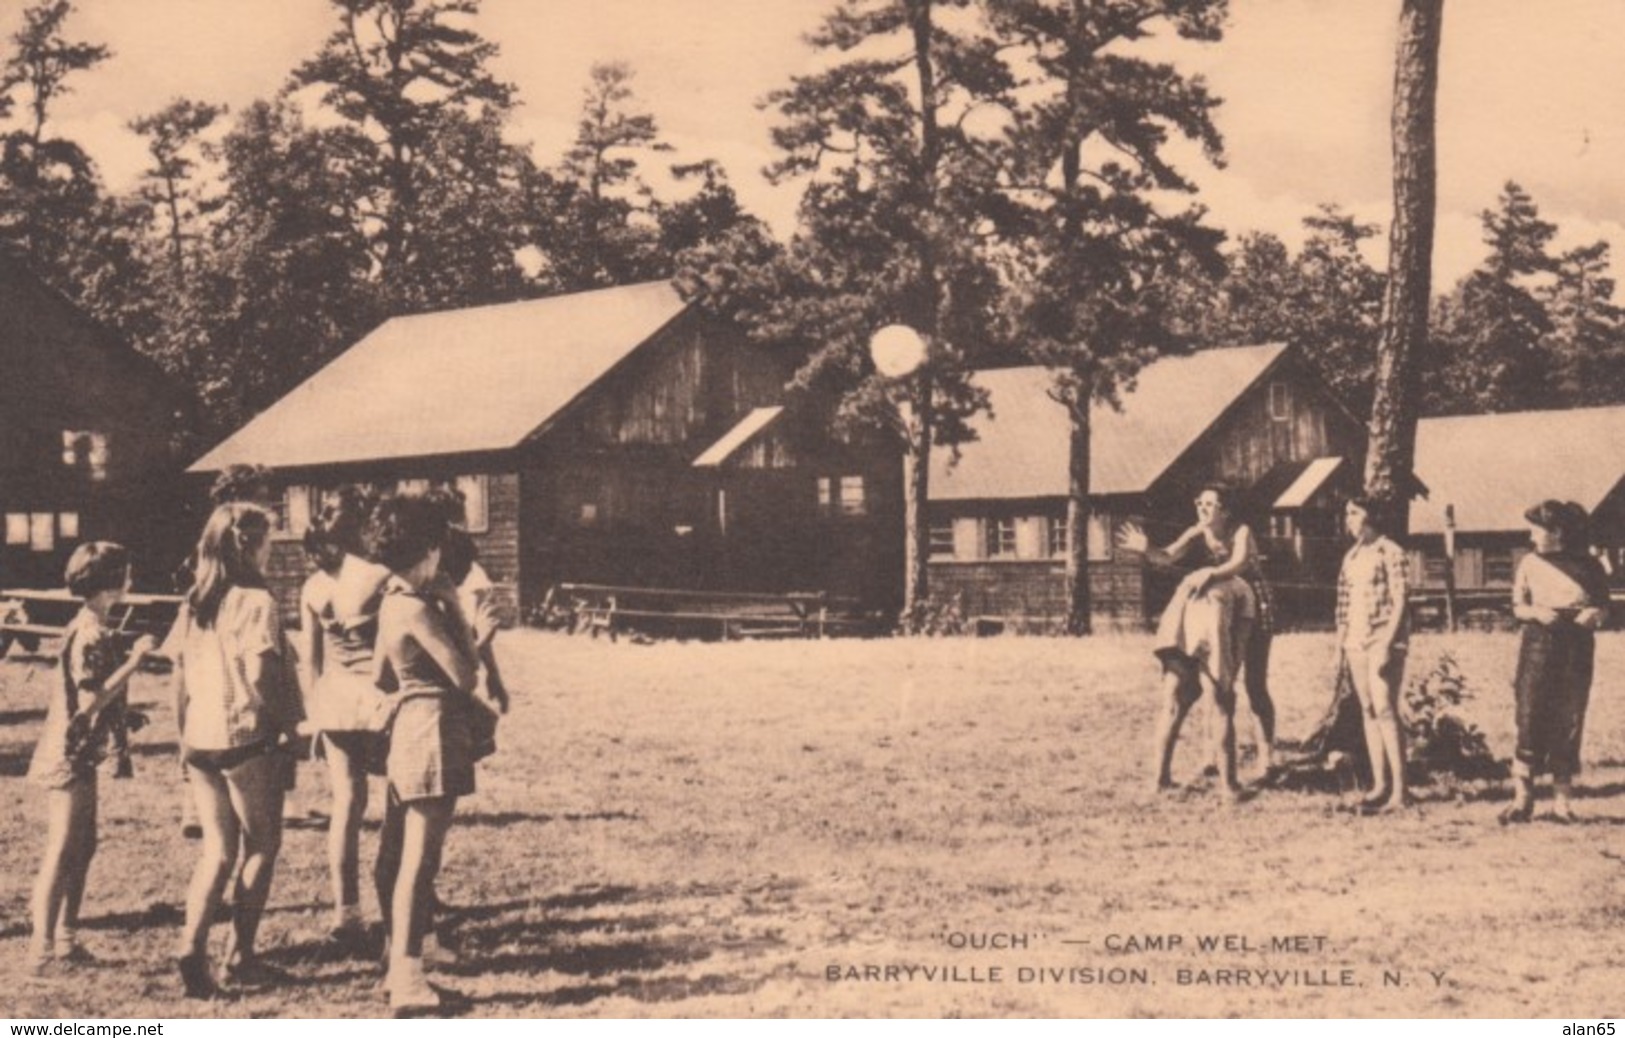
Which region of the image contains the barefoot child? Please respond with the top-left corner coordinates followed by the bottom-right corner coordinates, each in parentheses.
top-left (167, 503), bottom-right (303, 997)
top-left (368, 493), bottom-right (496, 1012)
top-left (1120, 486), bottom-right (1258, 796)
top-left (28, 542), bottom-right (157, 971)
top-left (296, 485), bottom-right (390, 946)
top-left (1336, 496), bottom-right (1411, 814)
top-left (1503, 500), bottom-right (1611, 823)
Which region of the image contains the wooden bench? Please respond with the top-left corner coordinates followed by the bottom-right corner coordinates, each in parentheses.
top-left (554, 583), bottom-right (873, 642)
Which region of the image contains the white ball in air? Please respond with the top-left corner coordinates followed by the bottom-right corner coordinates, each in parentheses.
top-left (870, 324), bottom-right (929, 378)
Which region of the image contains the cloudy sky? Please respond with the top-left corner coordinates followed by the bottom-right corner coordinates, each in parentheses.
top-left (21, 0), bottom-right (1625, 286)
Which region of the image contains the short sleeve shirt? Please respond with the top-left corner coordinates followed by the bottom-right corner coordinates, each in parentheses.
top-left (172, 587), bottom-right (292, 751)
top-left (65, 609), bottom-right (120, 713)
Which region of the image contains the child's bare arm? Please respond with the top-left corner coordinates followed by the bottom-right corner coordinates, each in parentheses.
top-left (75, 635), bottom-right (157, 723)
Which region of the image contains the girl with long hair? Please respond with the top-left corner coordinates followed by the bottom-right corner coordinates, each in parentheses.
top-left (166, 503), bottom-right (302, 996)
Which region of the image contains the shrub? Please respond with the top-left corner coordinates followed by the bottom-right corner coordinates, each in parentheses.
top-left (1402, 652), bottom-right (1508, 786)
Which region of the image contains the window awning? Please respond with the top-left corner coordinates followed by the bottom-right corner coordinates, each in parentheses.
top-left (692, 406), bottom-right (785, 468)
top-left (1274, 456), bottom-right (1344, 510)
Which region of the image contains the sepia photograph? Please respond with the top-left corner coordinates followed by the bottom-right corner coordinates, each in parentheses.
top-left (1, 0), bottom-right (1623, 1020)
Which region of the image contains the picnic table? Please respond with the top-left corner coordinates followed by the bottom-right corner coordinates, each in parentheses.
top-left (552, 583), bottom-right (878, 641)
top-left (0, 587), bottom-right (184, 658)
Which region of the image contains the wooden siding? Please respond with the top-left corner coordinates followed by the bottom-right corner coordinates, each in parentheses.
top-left (517, 449), bottom-right (712, 602)
top-left (923, 355), bottom-right (1365, 628)
top-left (930, 559), bottom-right (1148, 627)
top-left (0, 261), bottom-right (182, 589)
top-left (571, 310), bottom-right (788, 449)
top-left (1162, 353), bottom-right (1365, 496)
top-left (926, 498), bottom-right (1152, 623)
top-left (1409, 532), bottom-right (1531, 591)
top-left (258, 468), bottom-right (522, 626)
top-left (704, 459), bottom-right (904, 610)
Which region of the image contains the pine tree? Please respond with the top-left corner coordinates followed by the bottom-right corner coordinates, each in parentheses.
top-left (986, 0), bottom-right (1229, 633)
top-left (540, 62), bottom-right (672, 291)
top-left (750, 0), bottom-right (1007, 630)
top-left (0, 1), bottom-right (111, 281)
top-left (288, 0), bottom-right (530, 311)
top-left (1429, 182), bottom-right (1556, 413)
top-left (1543, 240), bottom-right (1625, 406)
top-left (1364, 0), bottom-right (1443, 525)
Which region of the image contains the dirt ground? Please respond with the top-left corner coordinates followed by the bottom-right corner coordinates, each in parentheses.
top-left (2, 629), bottom-right (1622, 1018)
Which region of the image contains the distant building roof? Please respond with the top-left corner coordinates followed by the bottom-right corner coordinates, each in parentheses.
top-left (929, 343), bottom-right (1289, 501)
top-left (692, 406), bottom-right (785, 468)
top-left (189, 281), bottom-right (688, 472)
top-left (1412, 406), bottom-right (1625, 534)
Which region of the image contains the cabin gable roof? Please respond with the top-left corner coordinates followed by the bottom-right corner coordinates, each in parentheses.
top-left (930, 343), bottom-right (1293, 501)
top-left (189, 281), bottom-right (689, 473)
top-left (1413, 406), bottom-right (1625, 535)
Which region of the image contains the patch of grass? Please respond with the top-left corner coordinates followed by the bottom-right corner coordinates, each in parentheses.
top-left (0, 631), bottom-right (1620, 1017)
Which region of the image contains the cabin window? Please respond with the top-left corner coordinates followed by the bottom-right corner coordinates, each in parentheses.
top-left (985, 517), bottom-right (1018, 558)
top-left (1269, 513), bottom-right (1296, 539)
top-left (816, 475), bottom-right (867, 517)
top-left (578, 502), bottom-right (598, 526)
top-left (1048, 516), bottom-right (1070, 558)
top-left (1423, 552), bottom-right (1450, 586)
top-left (58, 513), bottom-right (79, 540)
top-left (284, 485), bottom-right (313, 538)
top-left (839, 476), bottom-right (867, 516)
top-left (1484, 547), bottom-right (1516, 586)
top-left (5, 513), bottom-right (28, 546)
top-left (62, 430), bottom-right (110, 481)
top-left (397, 479), bottom-right (430, 495)
top-left (455, 475), bottom-right (490, 533)
top-left (29, 513), bottom-right (54, 552)
top-left (929, 519), bottom-right (955, 558)
top-left (1086, 513), bottom-right (1112, 561)
top-left (1268, 382), bottom-right (1291, 422)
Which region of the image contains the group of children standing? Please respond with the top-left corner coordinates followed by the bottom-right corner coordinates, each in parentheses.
top-left (26, 477), bottom-right (504, 1014)
top-left (18, 471), bottom-right (1616, 1011)
top-left (1127, 488), bottom-right (1612, 818)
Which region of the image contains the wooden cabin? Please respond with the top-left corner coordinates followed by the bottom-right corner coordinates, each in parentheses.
top-left (926, 344), bottom-right (1369, 628)
top-left (1410, 406), bottom-right (1625, 620)
top-left (691, 406), bottom-right (903, 615)
top-left (0, 254), bottom-right (185, 591)
top-left (188, 281), bottom-right (898, 622)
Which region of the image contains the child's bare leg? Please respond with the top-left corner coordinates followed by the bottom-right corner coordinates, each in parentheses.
top-left (1205, 674), bottom-right (1240, 795)
top-left (29, 787), bottom-right (80, 962)
top-left (221, 752), bottom-right (285, 966)
top-left (179, 766), bottom-right (239, 959)
top-left (386, 798), bottom-right (454, 1009)
top-left (1348, 649), bottom-right (1389, 801)
top-left (394, 799), bottom-right (453, 961)
top-left (57, 778), bottom-right (99, 942)
top-left (374, 791), bottom-right (406, 948)
top-left (1151, 663), bottom-right (1198, 790)
top-left (324, 738), bottom-right (368, 931)
top-left (1243, 630), bottom-right (1275, 772)
top-left (1371, 655), bottom-right (1408, 809)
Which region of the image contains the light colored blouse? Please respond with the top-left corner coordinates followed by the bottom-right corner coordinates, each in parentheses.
top-left (168, 587), bottom-right (299, 751)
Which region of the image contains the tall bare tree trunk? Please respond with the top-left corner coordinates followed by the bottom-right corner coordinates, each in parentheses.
top-left (901, 380), bottom-right (935, 631)
top-left (898, 0), bottom-right (943, 633)
top-left (1313, 0), bottom-right (1443, 765)
top-left (1365, 0), bottom-right (1444, 530)
top-left (1060, 0), bottom-right (1095, 637)
top-left (1064, 388), bottom-right (1093, 635)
